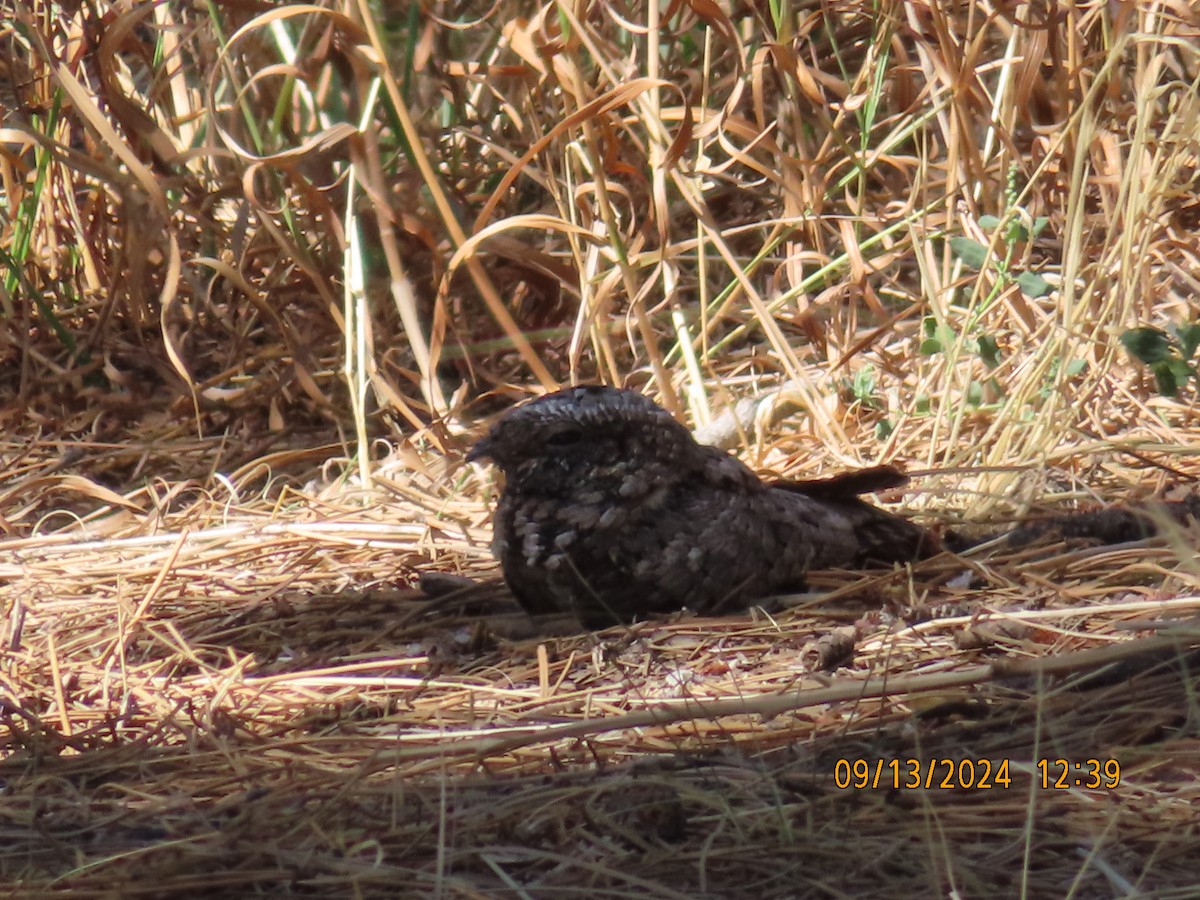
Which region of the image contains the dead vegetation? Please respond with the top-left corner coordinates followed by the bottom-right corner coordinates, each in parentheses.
top-left (2, 0), bottom-right (1200, 896)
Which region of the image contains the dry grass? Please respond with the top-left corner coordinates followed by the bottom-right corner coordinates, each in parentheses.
top-left (2, 0), bottom-right (1200, 896)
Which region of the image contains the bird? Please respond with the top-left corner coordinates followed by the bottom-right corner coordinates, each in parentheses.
top-left (468, 385), bottom-right (936, 629)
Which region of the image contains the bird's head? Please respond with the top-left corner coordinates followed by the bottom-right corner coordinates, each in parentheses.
top-left (468, 385), bottom-right (699, 497)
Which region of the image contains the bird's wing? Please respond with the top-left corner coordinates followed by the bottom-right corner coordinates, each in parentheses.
top-left (769, 464), bottom-right (910, 499)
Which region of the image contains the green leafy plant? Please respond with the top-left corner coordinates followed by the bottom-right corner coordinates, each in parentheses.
top-left (949, 214), bottom-right (1052, 300)
top-left (1120, 322), bottom-right (1200, 396)
top-left (850, 365), bottom-right (880, 408)
top-left (843, 366), bottom-right (894, 442)
top-left (918, 317), bottom-right (957, 356)
top-left (920, 168), bottom-right (1060, 408)
top-left (918, 317), bottom-right (1002, 406)
top-left (950, 165), bottom-right (1053, 301)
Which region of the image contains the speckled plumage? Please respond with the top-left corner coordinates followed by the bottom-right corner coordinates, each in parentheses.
top-left (469, 386), bottom-right (936, 628)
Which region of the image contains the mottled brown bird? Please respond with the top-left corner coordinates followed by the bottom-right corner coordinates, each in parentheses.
top-left (469, 385), bottom-right (936, 628)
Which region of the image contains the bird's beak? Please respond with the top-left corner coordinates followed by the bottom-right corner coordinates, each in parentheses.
top-left (466, 436), bottom-right (493, 464)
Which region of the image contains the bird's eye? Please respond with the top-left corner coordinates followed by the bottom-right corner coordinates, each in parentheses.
top-left (546, 428), bottom-right (584, 447)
